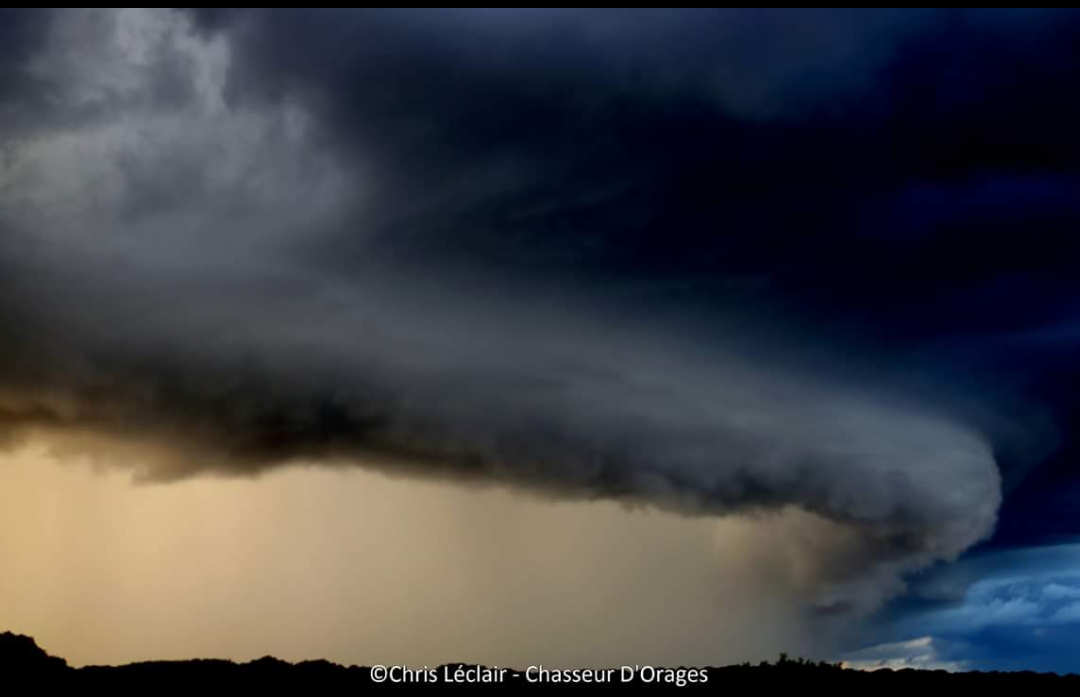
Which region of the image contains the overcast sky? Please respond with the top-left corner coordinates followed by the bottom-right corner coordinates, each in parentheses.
top-left (3, 8), bottom-right (1080, 672)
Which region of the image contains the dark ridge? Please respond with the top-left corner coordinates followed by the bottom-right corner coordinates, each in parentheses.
top-left (4, 631), bottom-right (1080, 689)
top-left (0, 631), bottom-right (67, 674)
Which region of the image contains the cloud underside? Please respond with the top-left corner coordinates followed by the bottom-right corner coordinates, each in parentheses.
top-left (5, 8), bottom-right (1077, 617)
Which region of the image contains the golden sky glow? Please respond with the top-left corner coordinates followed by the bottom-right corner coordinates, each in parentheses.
top-left (0, 445), bottom-right (815, 668)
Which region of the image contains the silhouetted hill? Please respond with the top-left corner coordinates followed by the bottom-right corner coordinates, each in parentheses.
top-left (4, 631), bottom-right (1080, 690)
top-left (0, 631), bottom-right (68, 675)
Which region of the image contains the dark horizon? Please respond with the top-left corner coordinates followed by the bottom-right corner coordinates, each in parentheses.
top-left (6, 630), bottom-right (1080, 684)
top-left (3, 8), bottom-right (1080, 674)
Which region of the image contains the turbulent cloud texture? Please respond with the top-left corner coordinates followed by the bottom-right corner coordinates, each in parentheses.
top-left (2, 8), bottom-right (1077, 622)
top-left (856, 546), bottom-right (1080, 672)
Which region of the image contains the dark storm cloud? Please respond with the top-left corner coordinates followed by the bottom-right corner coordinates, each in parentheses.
top-left (2, 8), bottom-right (1079, 616)
top-left (188, 9), bottom-right (1080, 335)
top-left (190, 8), bottom-right (928, 278)
top-left (0, 9), bottom-right (52, 98)
top-left (186, 6), bottom-right (1080, 500)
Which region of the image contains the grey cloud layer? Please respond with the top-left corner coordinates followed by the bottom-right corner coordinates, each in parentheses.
top-left (0, 9), bottom-right (1038, 614)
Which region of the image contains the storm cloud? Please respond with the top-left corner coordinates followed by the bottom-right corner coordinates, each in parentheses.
top-left (1, 8), bottom-right (1077, 623)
